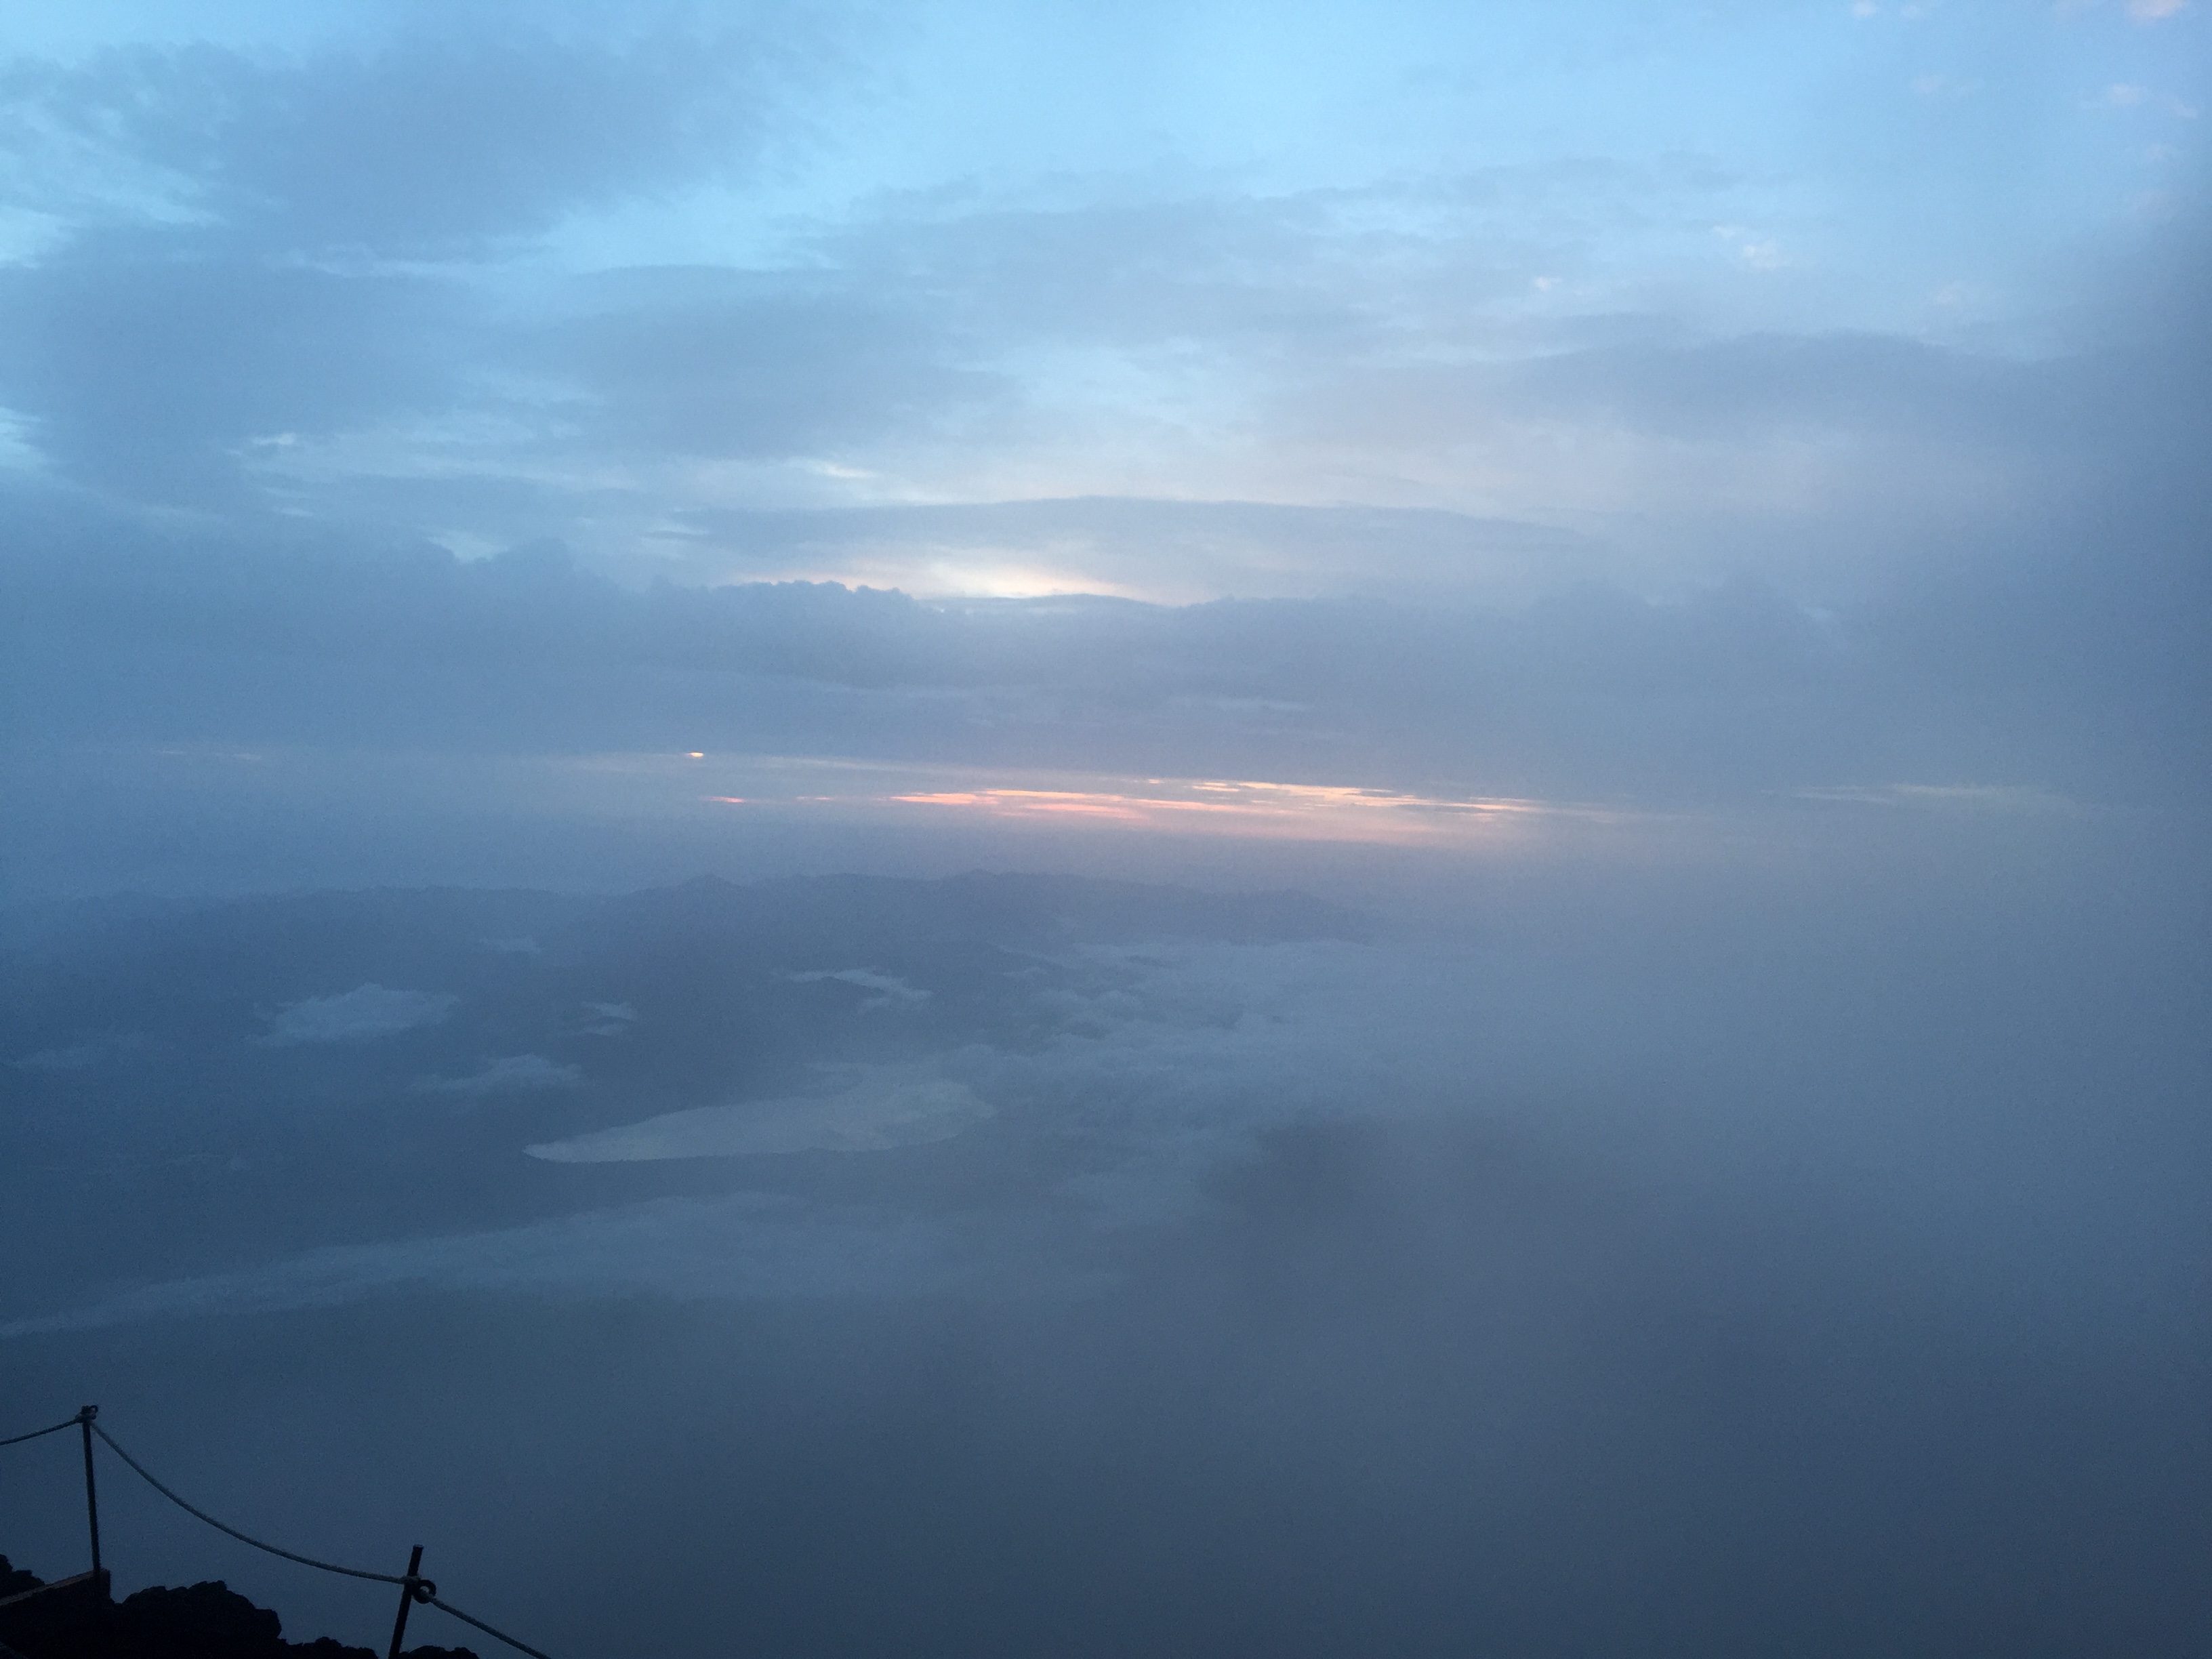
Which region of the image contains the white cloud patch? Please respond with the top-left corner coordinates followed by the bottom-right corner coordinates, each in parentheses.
top-left (259, 983), bottom-right (455, 1045)
top-left (1713, 224), bottom-right (1792, 270)
top-left (0, 405), bottom-right (47, 470)
top-left (582, 1001), bottom-right (638, 1036)
top-left (788, 968), bottom-right (931, 1011)
top-left (414, 1054), bottom-right (583, 1096)
top-left (527, 1069), bottom-right (993, 1162)
top-left (1911, 74), bottom-right (1982, 100)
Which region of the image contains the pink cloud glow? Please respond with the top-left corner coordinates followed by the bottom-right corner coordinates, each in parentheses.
top-left (884, 781), bottom-right (1565, 843)
top-left (689, 763), bottom-right (1634, 846)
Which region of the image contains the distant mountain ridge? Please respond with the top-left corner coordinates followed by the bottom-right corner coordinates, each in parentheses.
top-left (1, 869), bottom-right (1366, 962)
top-left (605, 870), bottom-right (1369, 948)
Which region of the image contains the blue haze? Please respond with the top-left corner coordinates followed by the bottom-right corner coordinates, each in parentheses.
top-left (1, 4), bottom-right (2207, 1655)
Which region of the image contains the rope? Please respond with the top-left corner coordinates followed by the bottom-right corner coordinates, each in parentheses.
top-left (89, 1425), bottom-right (407, 1586)
top-left (0, 1415), bottom-right (79, 1448)
top-left (426, 1595), bottom-right (554, 1659)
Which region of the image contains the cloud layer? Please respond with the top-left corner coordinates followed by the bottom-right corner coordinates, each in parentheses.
top-left (527, 1069), bottom-right (992, 1160)
top-left (260, 983), bottom-right (455, 1045)
top-left (0, 4), bottom-right (2201, 583)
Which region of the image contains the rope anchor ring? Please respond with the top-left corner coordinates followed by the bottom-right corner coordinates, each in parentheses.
top-left (409, 1578), bottom-right (437, 1603)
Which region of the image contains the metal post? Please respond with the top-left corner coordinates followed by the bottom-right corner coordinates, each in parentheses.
top-left (77, 1406), bottom-right (101, 1582)
top-left (386, 1544), bottom-right (424, 1659)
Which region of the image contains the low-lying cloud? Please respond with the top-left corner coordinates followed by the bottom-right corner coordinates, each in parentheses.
top-left (415, 1052), bottom-right (582, 1096)
top-left (528, 1070), bottom-right (992, 1162)
top-left (260, 983), bottom-right (455, 1045)
top-left (787, 968), bottom-right (933, 1010)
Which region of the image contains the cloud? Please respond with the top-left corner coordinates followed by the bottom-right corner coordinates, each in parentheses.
top-left (0, 26), bottom-right (2203, 903)
top-left (0, 52), bottom-right (2193, 540)
top-left (1, 876), bottom-right (2200, 1659)
top-left (0, 26), bottom-right (857, 506)
top-left (531, 268), bottom-right (1006, 464)
top-left (15, 874), bottom-right (2199, 1339)
top-left (527, 1069), bottom-right (994, 1161)
top-left (0, 111), bottom-right (2047, 527)
top-left (413, 1053), bottom-right (582, 1095)
top-left (789, 968), bottom-right (933, 1010)
top-left (5, 935), bottom-right (1427, 1327)
top-left (4, 463), bottom-right (2205, 871)
top-left (259, 983), bottom-right (455, 1045)
top-left (0, 247), bottom-right (468, 502)
top-left (1795, 783), bottom-right (2083, 813)
top-left (672, 496), bottom-right (1602, 602)
top-left (882, 780), bottom-right (1608, 846)
top-left (0, 8), bottom-right (2200, 1647)
top-left (0, 27), bottom-right (827, 255)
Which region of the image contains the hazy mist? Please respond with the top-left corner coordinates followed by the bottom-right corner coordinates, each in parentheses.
top-left (2, 3), bottom-right (2206, 1656)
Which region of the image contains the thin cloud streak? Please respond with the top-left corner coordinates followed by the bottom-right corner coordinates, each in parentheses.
top-left (675, 755), bottom-right (1656, 846)
top-left (881, 779), bottom-right (1610, 844)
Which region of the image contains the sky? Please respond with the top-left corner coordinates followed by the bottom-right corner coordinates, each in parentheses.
top-left (1, 5), bottom-right (2209, 1657)
top-left (1, 0), bottom-right (2206, 892)
top-left (1, 1), bottom-right (2202, 555)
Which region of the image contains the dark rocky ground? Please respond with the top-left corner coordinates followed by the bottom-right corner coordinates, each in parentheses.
top-left (0, 1557), bottom-right (476, 1659)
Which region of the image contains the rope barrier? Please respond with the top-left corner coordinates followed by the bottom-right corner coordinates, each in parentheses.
top-left (426, 1596), bottom-right (554, 1659)
top-left (1, 1412), bottom-right (554, 1658)
top-left (0, 1416), bottom-right (78, 1449)
top-left (89, 1425), bottom-right (406, 1586)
